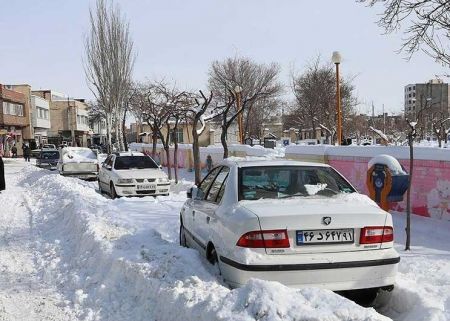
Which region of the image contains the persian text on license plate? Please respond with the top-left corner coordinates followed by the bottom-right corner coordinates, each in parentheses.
top-left (137, 184), bottom-right (156, 190)
top-left (296, 229), bottom-right (354, 245)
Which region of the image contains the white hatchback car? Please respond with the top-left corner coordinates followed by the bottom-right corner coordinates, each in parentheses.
top-left (180, 160), bottom-right (399, 298)
top-left (98, 152), bottom-right (170, 198)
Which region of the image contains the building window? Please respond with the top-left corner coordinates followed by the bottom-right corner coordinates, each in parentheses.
top-left (2, 101), bottom-right (24, 116)
top-left (413, 86), bottom-right (415, 90)
top-left (170, 128), bottom-right (184, 144)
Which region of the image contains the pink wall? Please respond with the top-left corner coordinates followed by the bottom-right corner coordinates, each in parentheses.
top-left (329, 156), bottom-right (450, 220)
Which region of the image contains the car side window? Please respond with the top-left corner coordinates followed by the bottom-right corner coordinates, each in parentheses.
top-left (197, 167), bottom-right (221, 199)
top-left (103, 156), bottom-right (111, 167)
top-left (206, 167), bottom-right (230, 203)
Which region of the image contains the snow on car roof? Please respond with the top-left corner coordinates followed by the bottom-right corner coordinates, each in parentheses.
top-left (114, 151), bottom-right (146, 156)
top-left (221, 158), bottom-right (330, 168)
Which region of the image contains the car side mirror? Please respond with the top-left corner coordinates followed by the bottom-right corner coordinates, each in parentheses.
top-left (105, 165), bottom-right (112, 170)
top-left (158, 165), bottom-right (162, 169)
top-left (187, 186), bottom-right (198, 199)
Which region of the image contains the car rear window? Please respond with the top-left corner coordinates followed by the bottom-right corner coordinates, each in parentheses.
top-left (114, 156), bottom-right (158, 170)
top-left (239, 166), bottom-right (355, 201)
top-left (40, 151), bottom-right (59, 159)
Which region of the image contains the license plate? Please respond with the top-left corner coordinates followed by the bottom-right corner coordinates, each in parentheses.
top-left (137, 184), bottom-right (156, 190)
top-left (296, 229), bottom-right (354, 245)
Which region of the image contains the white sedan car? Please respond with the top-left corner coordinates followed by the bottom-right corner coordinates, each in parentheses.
top-left (98, 152), bottom-right (170, 198)
top-left (180, 160), bottom-right (399, 299)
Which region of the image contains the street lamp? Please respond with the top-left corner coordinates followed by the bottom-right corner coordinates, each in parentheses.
top-left (332, 51), bottom-right (342, 145)
top-left (234, 85), bottom-right (244, 144)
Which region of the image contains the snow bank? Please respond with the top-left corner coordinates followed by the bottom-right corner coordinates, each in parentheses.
top-left (285, 145), bottom-right (450, 161)
top-left (368, 155), bottom-right (406, 175)
top-left (17, 166), bottom-right (388, 321)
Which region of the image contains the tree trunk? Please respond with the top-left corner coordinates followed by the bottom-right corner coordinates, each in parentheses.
top-left (122, 107), bottom-right (128, 151)
top-left (173, 121), bottom-right (179, 184)
top-left (192, 119), bottom-right (201, 185)
top-left (106, 114), bottom-right (112, 154)
top-left (152, 121), bottom-right (157, 157)
top-left (165, 146), bottom-right (172, 180)
top-left (221, 124), bottom-right (228, 159)
top-left (405, 135), bottom-right (413, 251)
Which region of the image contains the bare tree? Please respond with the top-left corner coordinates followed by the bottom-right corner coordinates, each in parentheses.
top-left (155, 82), bottom-right (190, 183)
top-left (84, 0), bottom-right (135, 153)
top-left (208, 56), bottom-right (283, 139)
top-left (360, 0), bottom-right (450, 67)
top-left (186, 91), bottom-right (214, 185)
top-left (290, 57), bottom-right (357, 143)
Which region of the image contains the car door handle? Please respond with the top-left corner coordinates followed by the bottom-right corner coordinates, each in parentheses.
top-left (206, 216), bottom-right (210, 224)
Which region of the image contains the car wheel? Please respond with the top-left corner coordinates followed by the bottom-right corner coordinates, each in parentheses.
top-left (179, 223), bottom-right (187, 247)
top-left (207, 244), bottom-right (222, 276)
top-left (342, 288), bottom-right (379, 307)
top-left (98, 179), bottom-right (103, 194)
top-left (110, 182), bottom-right (118, 199)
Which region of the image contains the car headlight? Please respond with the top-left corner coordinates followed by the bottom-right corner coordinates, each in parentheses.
top-left (158, 177), bottom-right (169, 183)
top-left (117, 178), bottom-right (134, 184)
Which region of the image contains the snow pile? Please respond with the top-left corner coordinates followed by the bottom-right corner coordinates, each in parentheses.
top-left (61, 147), bottom-right (98, 163)
top-left (376, 213), bottom-right (450, 321)
top-left (368, 155), bottom-right (406, 175)
top-left (16, 166), bottom-right (388, 321)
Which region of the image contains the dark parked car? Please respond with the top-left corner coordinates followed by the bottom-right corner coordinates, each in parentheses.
top-left (36, 149), bottom-right (60, 170)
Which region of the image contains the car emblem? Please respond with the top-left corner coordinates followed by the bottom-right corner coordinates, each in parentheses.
top-left (322, 217), bottom-right (331, 225)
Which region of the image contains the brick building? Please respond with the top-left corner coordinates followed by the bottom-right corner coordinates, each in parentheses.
top-left (0, 84), bottom-right (32, 156)
top-left (32, 90), bottom-right (92, 147)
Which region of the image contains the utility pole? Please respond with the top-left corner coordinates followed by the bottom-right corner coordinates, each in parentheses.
top-left (383, 103), bottom-right (386, 134)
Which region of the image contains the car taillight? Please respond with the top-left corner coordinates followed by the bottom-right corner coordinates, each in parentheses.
top-left (359, 226), bottom-right (393, 244)
top-left (236, 229), bottom-right (290, 248)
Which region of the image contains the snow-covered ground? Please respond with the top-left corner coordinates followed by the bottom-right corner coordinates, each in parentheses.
top-left (0, 158), bottom-right (448, 321)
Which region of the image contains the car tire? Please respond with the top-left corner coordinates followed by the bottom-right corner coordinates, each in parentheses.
top-left (207, 244), bottom-right (222, 276)
top-left (98, 179), bottom-right (103, 194)
top-left (110, 182), bottom-right (119, 199)
top-left (179, 223), bottom-right (188, 247)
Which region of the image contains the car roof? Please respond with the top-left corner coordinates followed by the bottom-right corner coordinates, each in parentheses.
top-left (62, 147), bottom-right (91, 151)
top-left (220, 158), bottom-right (330, 168)
top-left (113, 151), bottom-right (146, 157)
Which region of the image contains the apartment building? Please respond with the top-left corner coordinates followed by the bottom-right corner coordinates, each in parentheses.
top-left (31, 95), bottom-right (51, 146)
top-left (32, 90), bottom-right (92, 147)
top-left (404, 79), bottom-right (450, 118)
top-left (0, 84), bottom-right (32, 156)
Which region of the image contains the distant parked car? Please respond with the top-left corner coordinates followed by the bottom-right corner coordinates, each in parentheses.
top-left (180, 159), bottom-right (399, 300)
top-left (98, 152), bottom-right (170, 198)
top-left (57, 147), bottom-right (98, 180)
top-left (31, 143), bottom-right (58, 157)
top-left (36, 149), bottom-right (60, 170)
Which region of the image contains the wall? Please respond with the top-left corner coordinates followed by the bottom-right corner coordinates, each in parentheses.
top-left (285, 145), bottom-right (450, 220)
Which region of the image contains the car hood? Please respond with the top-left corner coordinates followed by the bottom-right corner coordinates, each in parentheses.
top-left (115, 169), bottom-right (167, 179)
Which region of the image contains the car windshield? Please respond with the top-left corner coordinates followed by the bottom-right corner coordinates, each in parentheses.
top-left (114, 156), bottom-right (158, 170)
top-left (64, 149), bottom-right (97, 160)
top-left (40, 151), bottom-right (59, 159)
top-left (239, 166), bottom-right (355, 201)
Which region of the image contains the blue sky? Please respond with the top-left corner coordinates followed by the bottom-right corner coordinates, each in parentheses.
top-left (1, 0), bottom-right (449, 115)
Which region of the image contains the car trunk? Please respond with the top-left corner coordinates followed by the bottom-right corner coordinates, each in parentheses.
top-left (240, 197), bottom-right (388, 255)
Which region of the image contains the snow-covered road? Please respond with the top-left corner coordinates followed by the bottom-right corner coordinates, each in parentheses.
top-left (0, 160), bottom-right (78, 320)
top-left (0, 159), bottom-right (448, 321)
